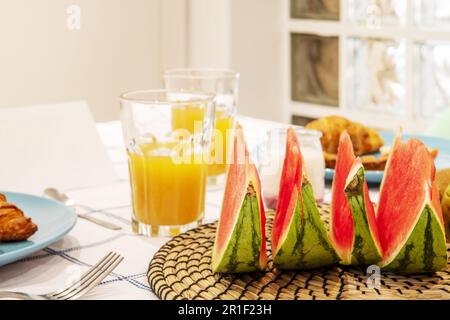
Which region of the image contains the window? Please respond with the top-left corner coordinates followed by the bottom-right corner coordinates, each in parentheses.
top-left (286, 0), bottom-right (450, 132)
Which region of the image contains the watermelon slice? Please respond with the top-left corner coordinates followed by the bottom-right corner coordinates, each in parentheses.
top-left (331, 131), bottom-right (381, 265)
top-left (211, 124), bottom-right (267, 273)
top-left (272, 127), bottom-right (338, 270)
top-left (377, 134), bottom-right (448, 273)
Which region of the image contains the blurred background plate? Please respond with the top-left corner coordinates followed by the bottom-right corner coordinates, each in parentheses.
top-left (0, 192), bottom-right (76, 267)
top-left (325, 131), bottom-right (450, 184)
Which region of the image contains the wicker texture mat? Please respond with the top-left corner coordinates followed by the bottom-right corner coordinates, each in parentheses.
top-left (148, 204), bottom-right (450, 300)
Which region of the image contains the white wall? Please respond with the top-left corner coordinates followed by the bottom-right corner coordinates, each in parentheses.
top-left (161, 0), bottom-right (189, 70)
top-left (187, 0), bottom-right (285, 123)
top-left (230, 0), bottom-right (284, 123)
top-left (188, 0), bottom-right (231, 68)
top-left (0, 0), bottom-right (162, 121)
top-left (0, 0), bottom-right (285, 122)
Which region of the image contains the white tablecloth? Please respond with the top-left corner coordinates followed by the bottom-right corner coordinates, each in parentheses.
top-left (0, 117), bottom-right (379, 300)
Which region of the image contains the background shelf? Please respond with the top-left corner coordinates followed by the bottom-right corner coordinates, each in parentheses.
top-left (286, 0), bottom-right (450, 133)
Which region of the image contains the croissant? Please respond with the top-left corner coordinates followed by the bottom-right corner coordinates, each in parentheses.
top-left (306, 115), bottom-right (384, 155)
top-left (0, 194), bottom-right (37, 242)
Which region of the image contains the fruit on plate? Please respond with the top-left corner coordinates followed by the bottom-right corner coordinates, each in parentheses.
top-left (324, 145), bottom-right (438, 171)
top-left (331, 132), bottom-right (381, 265)
top-left (272, 127), bottom-right (338, 269)
top-left (377, 134), bottom-right (448, 273)
top-left (211, 124), bottom-right (267, 273)
top-left (442, 184), bottom-right (450, 242)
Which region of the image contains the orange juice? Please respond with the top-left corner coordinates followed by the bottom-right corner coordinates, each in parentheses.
top-left (128, 142), bottom-right (206, 226)
top-left (172, 106), bottom-right (235, 176)
top-left (172, 106), bottom-right (204, 133)
top-left (208, 113), bottom-right (234, 175)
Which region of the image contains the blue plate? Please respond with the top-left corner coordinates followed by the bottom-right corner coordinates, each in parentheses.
top-left (325, 132), bottom-right (450, 184)
top-left (0, 192), bottom-right (77, 267)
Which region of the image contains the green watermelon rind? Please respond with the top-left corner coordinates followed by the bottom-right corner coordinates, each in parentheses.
top-left (212, 184), bottom-right (265, 273)
top-left (344, 166), bottom-right (382, 266)
top-left (380, 204), bottom-right (447, 274)
top-left (273, 182), bottom-right (339, 270)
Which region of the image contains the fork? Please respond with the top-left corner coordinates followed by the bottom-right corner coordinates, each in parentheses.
top-left (0, 252), bottom-right (123, 300)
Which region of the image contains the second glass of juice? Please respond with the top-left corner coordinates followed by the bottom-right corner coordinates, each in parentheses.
top-left (164, 69), bottom-right (239, 187)
top-left (120, 90), bottom-right (215, 237)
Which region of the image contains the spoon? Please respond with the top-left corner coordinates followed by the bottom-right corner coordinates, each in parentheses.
top-left (43, 188), bottom-right (122, 231)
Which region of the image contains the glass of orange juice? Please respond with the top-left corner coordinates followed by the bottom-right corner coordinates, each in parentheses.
top-left (164, 69), bottom-right (239, 187)
top-left (120, 90), bottom-right (215, 237)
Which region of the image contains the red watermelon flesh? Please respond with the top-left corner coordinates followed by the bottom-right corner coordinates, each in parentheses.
top-left (212, 124), bottom-right (267, 273)
top-left (272, 128), bottom-right (337, 269)
top-left (346, 158), bottom-right (380, 242)
top-left (331, 131), bottom-right (356, 263)
top-left (362, 166), bottom-right (380, 248)
top-left (331, 131), bottom-right (381, 265)
top-left (377, 134), bottom-right (447, 272)
top-left (271, 127), bottom-right (302, 253)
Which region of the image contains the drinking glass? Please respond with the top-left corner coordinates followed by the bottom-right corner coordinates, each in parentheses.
top-left (120, 90), bottom-right (215, 237)
top-left (163, 68), bottom-right (239, 187)
top-left (258, 127), bottom-right (325, 209)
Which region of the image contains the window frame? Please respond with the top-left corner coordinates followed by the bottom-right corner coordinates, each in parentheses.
top-left (284, 0), bottom-right (450, 132)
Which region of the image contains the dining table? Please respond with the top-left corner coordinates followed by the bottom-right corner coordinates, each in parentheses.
top-left (0, 116), bottom-right (382, 300)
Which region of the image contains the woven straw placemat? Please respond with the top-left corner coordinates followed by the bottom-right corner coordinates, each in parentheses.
top-left (147, 204), bottom-right (450, 300)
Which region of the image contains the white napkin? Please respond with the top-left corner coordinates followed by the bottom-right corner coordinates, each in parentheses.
top-left (0, 101), bottom-right (119, 194)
